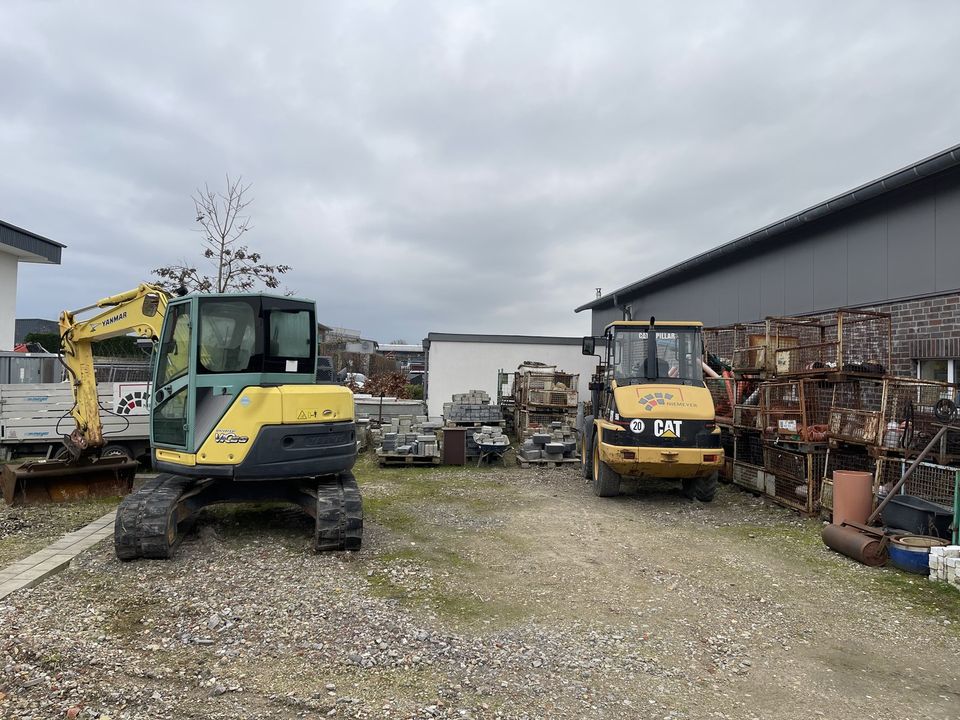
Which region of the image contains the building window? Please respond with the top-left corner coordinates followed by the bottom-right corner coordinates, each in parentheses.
top-left (916, 358), bottom-right (958, 383)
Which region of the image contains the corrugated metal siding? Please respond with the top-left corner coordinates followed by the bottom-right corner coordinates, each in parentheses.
top-left (590, 166), bottom-right (960, 334)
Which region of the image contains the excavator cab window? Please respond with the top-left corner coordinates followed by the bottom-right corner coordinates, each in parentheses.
top-left (199, 300), bottom-right (257, 373)
top-left (156, 304), bottom-right (191, 385)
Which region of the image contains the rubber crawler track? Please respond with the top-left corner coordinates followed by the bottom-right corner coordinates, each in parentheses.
top-left (115, 471), bottom-right (363, 560)
top-left (314, 471), bottom-right (363, 552)
top-left (114, 474), bottom-right (193, 560)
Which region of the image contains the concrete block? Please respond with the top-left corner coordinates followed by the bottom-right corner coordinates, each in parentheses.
top-left (544, 442), bottom-right (565, 453)
top-left (543, 452), bottom-right (563, 461)
top-left (532, 433), bottom-right (551, 446)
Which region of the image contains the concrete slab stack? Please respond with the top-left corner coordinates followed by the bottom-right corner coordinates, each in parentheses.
top-left (517, 420), bottom-right (580, 464)
top-left (372, 414), bottom-right (444, 463)
top-left (443, 390), bottom-right (505, 459)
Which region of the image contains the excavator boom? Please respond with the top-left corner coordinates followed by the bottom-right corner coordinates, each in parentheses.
top-left (1, 284), bottom-right (168, 504)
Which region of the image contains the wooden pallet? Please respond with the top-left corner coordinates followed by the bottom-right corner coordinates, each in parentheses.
top-left (377, 453), bottom-right (441, 467)
top-left (516, 456), bottom-right (581, 468)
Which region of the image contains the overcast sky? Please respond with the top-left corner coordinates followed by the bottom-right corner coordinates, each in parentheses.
top-left (4, 1), bottom-right (960, 342)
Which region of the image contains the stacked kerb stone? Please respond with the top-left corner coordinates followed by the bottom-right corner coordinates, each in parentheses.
top-left (443, 390), bottom-right (505, 458)
top-left (374, 414), bottom-right (444, 457)
top-left (517, 420), bottom-right (579, 462)
top-left (443, 390), bottom-right (502, 423)
top-left (929, 545), bottom-right (960, 591)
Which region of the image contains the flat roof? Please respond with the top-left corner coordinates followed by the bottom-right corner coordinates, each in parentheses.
top-left (576, 141), bottom-right (960, 313)
top-left (425, 332), bottom-right (583, 347)
top-left (0, 219), bottom-right (64, 264)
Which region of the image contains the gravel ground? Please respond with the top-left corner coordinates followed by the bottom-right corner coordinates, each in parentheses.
top-left (1, 455), bottom-right (958, 719)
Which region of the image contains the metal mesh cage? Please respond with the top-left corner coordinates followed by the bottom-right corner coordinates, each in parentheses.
top-left (836, 310), bottom-right (891, 374)
top-left (704, 325), bottom-right (737, 369)
top-left (770, 311), bottom-right (890, 378)
top-left (875, 457), bottom-right (957, 508)
top-left (762, 444), bottom-right (826, 513)
top-left (768, 317), bottom-right (830, 377)
top-left (515, 409), bottom-right (573, 438)
top-left (731, 323), bottom-right (771, 373)
top-left (881, 378), bottom-right (958, 453)
top-left (828, 379), bottom-right (885, 445)
top-left (705, 376), bottom-right (736, 424)
top-left (732, 460), bottom-right (765, 492)
top-left (760, 379), bottom-right (832, 441)
top-left (733, 429), bottom-right (765, 466)
top-left (733, 378), bottom-right (764, 430)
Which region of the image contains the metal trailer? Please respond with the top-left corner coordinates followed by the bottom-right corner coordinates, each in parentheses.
top-left (0, 381), bottom-right (151, 462)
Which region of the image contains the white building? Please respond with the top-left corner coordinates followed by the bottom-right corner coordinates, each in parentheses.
top-left (423, 333), bottom-right (597, 417)
top-left (0, 220), bottom-right (63, 351)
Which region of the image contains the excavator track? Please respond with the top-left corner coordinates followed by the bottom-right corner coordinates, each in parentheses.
top-left (314, 471), bottom-right (363, 552)
top-left (114, 471), bottom-right (362, 560)
top-left (115, 474), bottom-right (195, 561)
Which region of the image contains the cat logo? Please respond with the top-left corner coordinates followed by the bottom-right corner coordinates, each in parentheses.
top-left (654, 419), bottom-right (682, 438)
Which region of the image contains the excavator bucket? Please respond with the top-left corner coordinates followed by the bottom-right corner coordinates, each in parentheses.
top-left (1, 456), bottom-right (136, 505)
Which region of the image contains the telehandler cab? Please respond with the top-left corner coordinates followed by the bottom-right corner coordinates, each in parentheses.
top-left (580, 318), bottom-right (723, 500)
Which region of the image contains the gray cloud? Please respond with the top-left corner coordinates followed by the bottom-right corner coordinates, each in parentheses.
top-left (4, 1), bottom-right (960, 341)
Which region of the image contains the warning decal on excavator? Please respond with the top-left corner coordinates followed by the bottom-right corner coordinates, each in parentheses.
top-left (653, 419), bottom-right (682, 438)
top-left (297, 409), bottom-right (320, 420)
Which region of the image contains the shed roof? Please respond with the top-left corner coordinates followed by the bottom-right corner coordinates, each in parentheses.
top-left (0, 219), bottom-right (64, 264)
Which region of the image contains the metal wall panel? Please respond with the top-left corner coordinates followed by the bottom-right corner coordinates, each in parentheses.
top-left (587, 168), bottom-right (960, 329)
top-left (758, 251), bottom-right (786, 317)
top-left (886, 197), bottom-right (936, 300)
top-left (934, 179), bottom-right (960, 292)
top-left (811, 229), bottom-right (848, 310)
top-left (783, 241), bottom-right (815, 315)
top-left (846, 214), bottom-right (887, 305)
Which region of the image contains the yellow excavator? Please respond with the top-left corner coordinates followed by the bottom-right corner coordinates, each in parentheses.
top-left (1, 284), bottom-right (362, 559)
top-left (580, 318), bottom-right (723, 501)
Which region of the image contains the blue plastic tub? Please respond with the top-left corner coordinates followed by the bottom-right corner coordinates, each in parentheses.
top-left (888, 535), bottom-right (947, 575)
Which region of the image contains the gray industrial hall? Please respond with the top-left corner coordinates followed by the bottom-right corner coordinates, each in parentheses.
top-left (577, 143), bottom-right (960, 379)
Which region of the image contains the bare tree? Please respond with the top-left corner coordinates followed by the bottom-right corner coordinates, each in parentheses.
top-left (153, 175), bottom-right (290, 293)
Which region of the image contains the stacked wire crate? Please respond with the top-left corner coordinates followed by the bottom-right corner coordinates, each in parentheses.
top-left (706, 310), bottom-right (910, 515)
top-left (512, 363), bottom-right (579, 441)
top-left (825, 375), bottom-right (960, 512)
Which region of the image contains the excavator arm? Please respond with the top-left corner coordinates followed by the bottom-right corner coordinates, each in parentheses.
top-left (58, 283), bottom-right (168, 457)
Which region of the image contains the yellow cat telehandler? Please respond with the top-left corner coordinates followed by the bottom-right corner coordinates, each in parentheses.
top-left (580, 318), bottom-right (723, 501)
top-left (1, 283), bottom-right (362, 559)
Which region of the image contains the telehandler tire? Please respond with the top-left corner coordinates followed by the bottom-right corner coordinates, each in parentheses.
top-left (592, 435), bottom-right (620, 497)
top-left (683, 471), bottom-right (718, 502)
top-left (581, 435), bottom-right (593, 479)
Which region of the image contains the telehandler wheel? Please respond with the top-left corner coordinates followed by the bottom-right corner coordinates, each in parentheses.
top-left (682, 471), bottom-right (718, 503)
top-left (591, 434), bottom-right (620, 497)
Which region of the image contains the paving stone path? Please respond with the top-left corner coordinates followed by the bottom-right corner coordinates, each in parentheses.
top-left (0, 510), bottom-right (115, 600)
